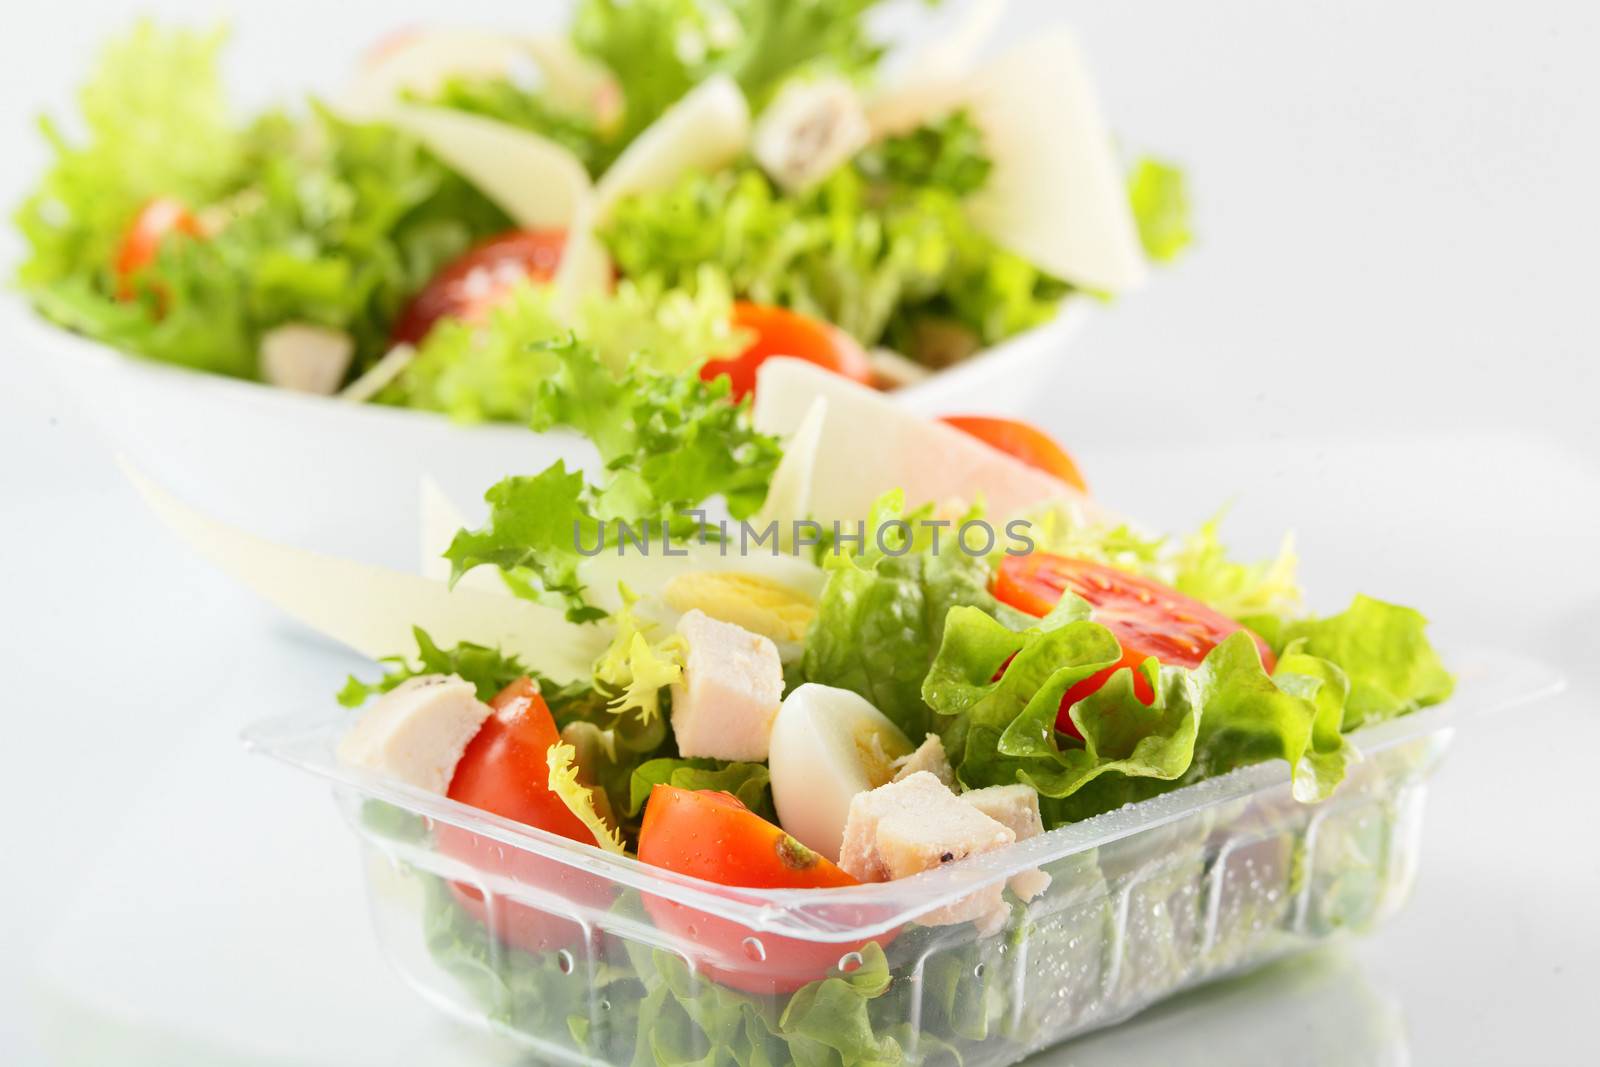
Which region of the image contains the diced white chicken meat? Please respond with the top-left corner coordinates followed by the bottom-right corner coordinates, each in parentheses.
top-left (751, 76), bottom-right (872, 194)
top-left (892, 733), bottom-right (956, 788)
top-left (839, 771), bottom-right (1015, 931)
top-left (962, 784), bottom-right (1052, 901)
top-left (668, 609), bottom-right (784, 761)
top-left (336, 674), bottom-right (491, 794)
top-left (259, 323), bottom-right (355, 395)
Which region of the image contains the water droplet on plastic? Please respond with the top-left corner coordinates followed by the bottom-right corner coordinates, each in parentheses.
top-left (972, 963), bottom-right (987, 979)
top-left (557, 949), bottom-right (575, 975)
top-left (837, 951), bottom-right (864, 973)
top-left (599, 999), bottom-right (611, 1012)
top-left (742, 937), bottom-right (767, 962)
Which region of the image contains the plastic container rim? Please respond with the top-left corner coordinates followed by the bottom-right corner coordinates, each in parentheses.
top-left (243, 644), bottom-right (1561, 939)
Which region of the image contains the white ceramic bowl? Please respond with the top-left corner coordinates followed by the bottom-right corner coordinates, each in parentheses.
top-left (22, 299), bottom-right (1089, 569)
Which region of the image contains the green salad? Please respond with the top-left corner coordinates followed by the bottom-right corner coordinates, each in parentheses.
top-left (319, 337), bottom-right (1452, 1063)
top-left (17, 4), bottom-right (1190, 420)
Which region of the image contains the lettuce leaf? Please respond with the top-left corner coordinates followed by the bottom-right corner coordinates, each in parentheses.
top-left (18, 25), bottom-right (510, 380)
top-left (795, 492), bottom-right (1028, 740)
top-left (337, 625), bottom-right (541, 706)
top-left (777, 942), bottom-right (900, 1065)
top-left (547, 740), bottom-right (628, 853)
top-left (381, 271), bottom-right (745, 422)
top-left (574, 0), bottom-right (887, 150)
top-left (628, 936), bottom-right (900, 1067)
top-left (445, 339), bottom-right (782, 620)
top-left (592, 586), bottom-right (686, 722)
top-left (926, 602), bottom-right (1356, 827)
top-left (1281, 594), bottom-right (1454, 730)
top-left (627, 758), bottom-right (775, 821)
top-left (428, 2), bottom-right (893, 173)
top-left (853, 109), bottom-right (992, 197)
top-left (424, 72), bottom-right (616, 177)
top-left (445, 460), bottom-right (608, 622)
top-left (1128, 156), bottom-right (1193, 264)
top-left (601, 147), bottom-right (1068, 358)
top-left (16, 22), bottom-right (241, 292)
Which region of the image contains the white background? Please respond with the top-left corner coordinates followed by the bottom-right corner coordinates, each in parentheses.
top-left (1, 2), bottom-right (1597, 1064)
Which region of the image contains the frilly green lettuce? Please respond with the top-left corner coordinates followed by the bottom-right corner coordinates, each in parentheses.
top-left (592, 586), bottom-right (685, 722)
top-left (444, 338), bottom-right (782, 621)
top-left (600, 141), bottom-right (1068, 359)
top-left (626, 758), bottom-right (775, 822)
top-left (925, 599), bottom-right (1360, 827)
top-left (1282, 594), bottom-right (1455, 730)
top-left (18, 24), bottom-right (510, 379)
top-left (547, 739), bottom-right (628, 853)
top-left (381, 271), bottom-right (745, 422)
top-left (794, 492), bottom-right (1026, 741)
top-left (1128, 156), bottom-right (1194, 264)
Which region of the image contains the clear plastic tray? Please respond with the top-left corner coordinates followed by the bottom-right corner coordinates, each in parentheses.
top-left (246, 647), bottom-right (1558, 1066)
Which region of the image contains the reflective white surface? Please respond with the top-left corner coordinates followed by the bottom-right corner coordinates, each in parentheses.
top-left (2, 2), bottom-right (1598, 1064)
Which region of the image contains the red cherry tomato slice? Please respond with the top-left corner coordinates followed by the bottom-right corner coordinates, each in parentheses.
top-left (114, 197), bottom-right (204, 301)
top-left (941, 415), bottom-right (1089, 492)
top-left (439, 678), bottom-right (613, 953)
top-left (701, 302), bottom-right (874, 401)
top-left (391, 229), bottom-right (567, 345)
top-left (993, 554), bottom-right (1276, 739)
top-left (638, 786), bottom-right (888, 994)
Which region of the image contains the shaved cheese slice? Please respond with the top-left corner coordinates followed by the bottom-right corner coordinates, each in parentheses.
top-left (381, 104), bottom-right (591, 230)
top-left (554, 75), bottom-right (750, 302)
top-left (866, 0), bottom-right (1007, 137)
top-left (342, 29), bottom-right (536, 118)
top-left (523, 33), bottom-right (621, 123)
top-left (342, 30), bottom-right (616, 124)
top-left (962, 30), bottom-right (1147, 292)
top-left (592, 75), bottom-right (750, 218)
top-left (756, 396), bottom-right (827, 537)
top-left (548, 206), bottom-right (615, 316)
top-left (124, 463), bottom-right (605, 682)
top-left (338, 343), bottom-right (416, 405)
top-left (417, 476), bottom-right (502, 593)
top-left (418, 475), bottom-right (465, 583)
top-left (750, 358), bottom-right (1102, 526)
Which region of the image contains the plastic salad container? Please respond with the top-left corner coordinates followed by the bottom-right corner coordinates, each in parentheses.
top-left (247, 647), bottom-right (1555, 1066)
top-left (26, 300), bottom-right (1089, 573)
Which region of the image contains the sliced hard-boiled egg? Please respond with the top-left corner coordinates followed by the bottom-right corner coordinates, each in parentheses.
top-left (769, 684), bottom-right (915, 861)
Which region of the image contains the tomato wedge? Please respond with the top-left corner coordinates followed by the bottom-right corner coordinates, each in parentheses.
top-left (941, 415), bottom-right (1088, 492)
top-left (439, 678), bottom-right (613, 953)
top-left (391, 229), bottom-right (567, 345)
top-left (114, 197), bottom-right (204, 301)
top-left (638, 786), bottom-right (884, 993)
top-left (701, 302), bottom-right (873, 401)
top-left (994, 554), bottom-right (1276, 739)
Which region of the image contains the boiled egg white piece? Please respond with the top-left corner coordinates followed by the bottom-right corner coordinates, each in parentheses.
top-left (769, 684), bottom-right (914, 861)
